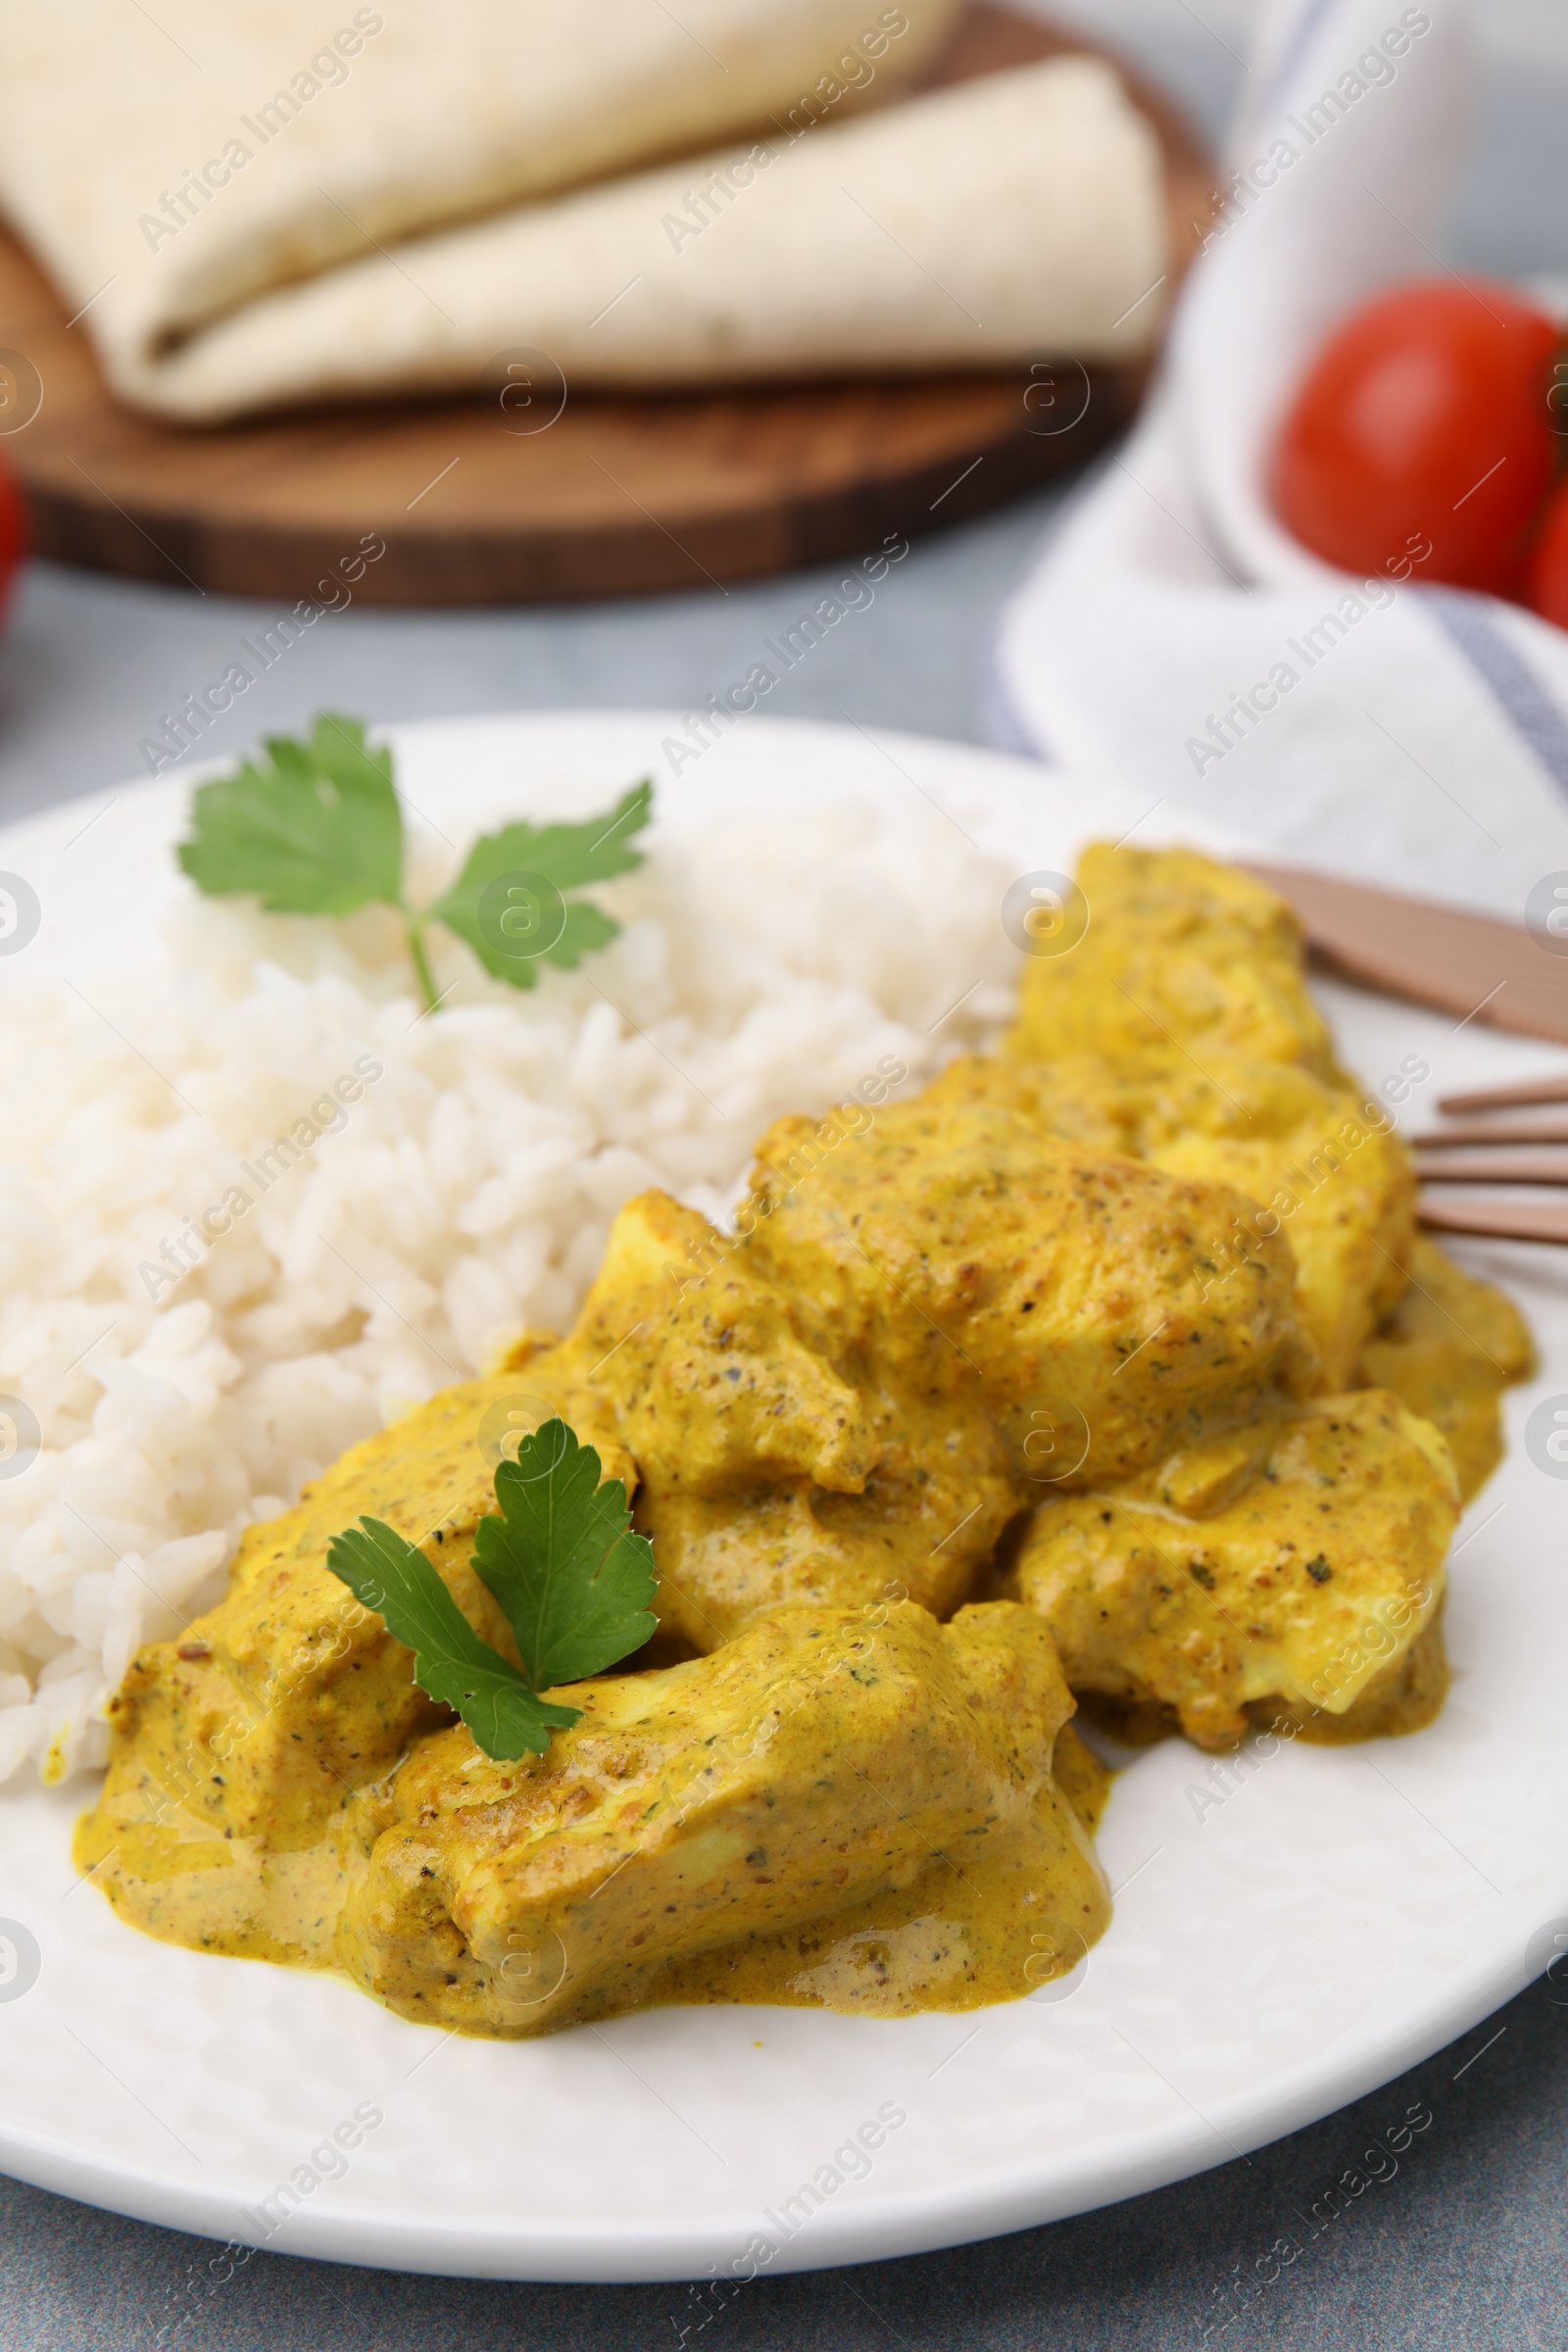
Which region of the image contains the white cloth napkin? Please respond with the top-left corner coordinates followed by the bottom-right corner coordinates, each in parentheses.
top-left (992, 0), bottom-right (1568, 918)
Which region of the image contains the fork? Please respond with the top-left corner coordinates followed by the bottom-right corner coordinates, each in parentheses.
top-left (1246, 861), bottom-right (1568, 1245)
top-left (1413, 1073), bottom-right (1568, 1246)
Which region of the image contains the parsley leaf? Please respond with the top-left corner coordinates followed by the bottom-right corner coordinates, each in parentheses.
top-left (324, 1417), bottom-right (657, 1760)
top-left (327, 1516), bottom-right (578, 1758)
top-left (178, 717), bottom-right (650, 1014)
top-left (178, 713), bottom-right (403, 915)
top-left (548, 901), bottom-right (621, 969)
top-left (436, 780), bottom-right (651, 901)
top-left (471, 1419), bottom-right (658, 1689)
top-left (428, 780), bottom-right (651, 986)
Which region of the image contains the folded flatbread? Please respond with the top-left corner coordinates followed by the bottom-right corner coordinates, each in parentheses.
top-left (0, 0), bottom-right (957, 392)
top-left (0, 5), bottom-right (1167, 421)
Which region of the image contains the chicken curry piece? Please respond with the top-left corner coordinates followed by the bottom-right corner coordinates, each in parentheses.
top-left (1010, 1390), bottom-right (1458, 1751)
top-left (922, 1049), bottom-right (1414, 1391)
top-left (75, 1358), bottom-right (633, 1883)
top-left (338, 1601), bottom-right (1106, 2034)
top-left (75, 841), bottom-right (1529, 2038)
top-left (548, 1102), bottom-right (1315, 1651)
top-left (1008, 841), bottom-right (1343, 1075)
top-left (78, 1592), bottom-right (1108, 2034)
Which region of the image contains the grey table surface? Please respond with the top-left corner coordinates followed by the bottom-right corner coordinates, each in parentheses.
top-left (4, 8), bottom-right (1568, 2348)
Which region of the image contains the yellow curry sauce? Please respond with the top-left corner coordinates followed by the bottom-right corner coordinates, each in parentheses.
top-left (75, 1488), bottom-right (1110, 2032)
top-left (75, 844), bottom-right (1531, 2036)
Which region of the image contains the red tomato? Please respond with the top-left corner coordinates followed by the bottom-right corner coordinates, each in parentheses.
top-left (1526, 475), bottom-right (1568, 629)
top-left (1270, 279), bottom-right (1563, 598)
top-left (0, 450), bottom-right (23, 623)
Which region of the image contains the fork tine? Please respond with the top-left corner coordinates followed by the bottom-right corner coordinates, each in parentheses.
top-left (1414, 1152), bottom-right (1568, 1185)
top-left (1418, 1195), bottom-right (1568, 1244)
top-left (1414, 1116), bottom-right (1568, 1146)
top-left (1438, 1073), bottom-right (1568, 1113)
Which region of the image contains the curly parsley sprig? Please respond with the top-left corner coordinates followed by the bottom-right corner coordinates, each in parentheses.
top-left (177, 712), bottom-right (652, 1013)
top-left (325, 1418), bottom-right (658, 1759)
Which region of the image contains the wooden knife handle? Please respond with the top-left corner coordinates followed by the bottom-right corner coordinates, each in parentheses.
top-left (1243, 861), bottom-right (1568, 1048)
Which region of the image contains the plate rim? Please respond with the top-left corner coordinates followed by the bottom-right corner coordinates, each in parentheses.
top-left (0, 1936), bottom-right (1540, 2280)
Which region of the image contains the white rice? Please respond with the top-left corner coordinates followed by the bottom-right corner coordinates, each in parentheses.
top-left (0, 802), bottom-right (1017, 1785)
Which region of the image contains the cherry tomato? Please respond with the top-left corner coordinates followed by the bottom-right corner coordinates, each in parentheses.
top-left (0, 448), bottom-right (22, 624)
top-left (1525, 475), bottom-right (1568, 628)
top-left (1270, 279), bottom-right (1563, 598)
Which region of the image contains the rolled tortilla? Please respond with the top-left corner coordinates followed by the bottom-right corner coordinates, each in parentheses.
top-left (0, 0), bottom-right (959, 404)
top-left (89, 56), bottom-right (1170, 420)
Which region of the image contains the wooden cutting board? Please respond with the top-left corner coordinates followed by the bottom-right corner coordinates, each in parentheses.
top-left (0, 5), bottom-right (1212, 607)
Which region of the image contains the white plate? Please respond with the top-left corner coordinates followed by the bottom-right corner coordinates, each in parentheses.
top-left (1, 711), bottom-right (1565, 2284)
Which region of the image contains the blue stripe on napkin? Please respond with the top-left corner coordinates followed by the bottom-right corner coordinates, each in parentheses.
top-left (1426, 589), bottom-right (1568, 804)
